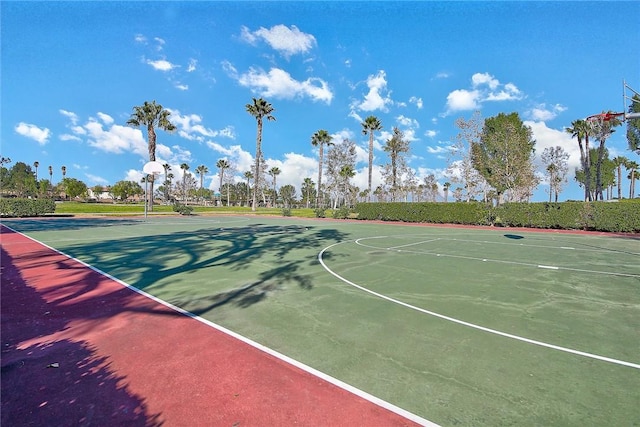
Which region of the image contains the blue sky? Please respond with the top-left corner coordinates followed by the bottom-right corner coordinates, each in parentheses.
top-left (2, 1), bottom-right (639, 201)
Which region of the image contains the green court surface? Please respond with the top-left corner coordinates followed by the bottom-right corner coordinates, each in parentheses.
top-left (4, 216), bottom-right (639, 426)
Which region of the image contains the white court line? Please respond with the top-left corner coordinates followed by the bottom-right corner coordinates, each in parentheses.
top-left (355, 237), bottom-right (640, 279)
top-left (1, 225), bottom-right (437, 427)
top-left (388, 238), bottom-right (440, 250)
top-left (319, 240), bottom-right (640, 370)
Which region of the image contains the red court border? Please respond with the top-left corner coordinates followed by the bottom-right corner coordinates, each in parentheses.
top-left (1, 224), bottom-right (431, 426)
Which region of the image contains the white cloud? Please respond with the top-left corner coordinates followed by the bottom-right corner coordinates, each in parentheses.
top-left (426, 145), bottom-right (450, 154)
top-left (96, 112), bottom-right (114, 125)
top-left (15, 122), bottom-right (51, 145)
top-left (241, 24), bottom-right (317, 57)
top-left (85, 120), bottom-right (148, 155)
top-left (525, 120), bottom-right (581, 172)
top-left (175, 83), bottom-right (189, 91)
top-left (444, 72), bottom-right (523, 115)
top-left (169, 109), bottom-right (236, 141)
top-left (424, 130), bottom-right (437, 138)
top-left (433, 72), bottom-right (450, 80)
top-left (235, 67), bottom-right (333, 104)
top-left (59, 109), bottom-right (79, 125)
top-left (59, 134), bottom-right (82, 142)
top-left (206, 141), bottom-right (254, 173)
top-left (146, 58), bottom-right (178, 71)
top-left (471, 72), bottom-right (500, 90)
top-left (409, 96), bottom-right (423, 109)
top-left (84, 173), bottom-right (109, 185)
top-left (353, 70), bottom-right (393, 112)
top-left (134, 34), bottom-right (147, 44)
top-left (396, 115), bottom-right (419, 128)
top-left (527, 103), bottom-right (567, 122)
top-left (187, 58), bottom-right (197, 72)
top-left (445, 89), bottom-right (481, 112)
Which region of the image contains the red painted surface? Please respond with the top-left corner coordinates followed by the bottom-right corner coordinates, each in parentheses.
top-left (1, 226), bottom-right (422, 426)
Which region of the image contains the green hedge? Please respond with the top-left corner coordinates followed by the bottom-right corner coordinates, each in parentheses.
top-left (0, 198), bottom-right (56, 217)
top-left (354, 201), bottom-right (640, 233)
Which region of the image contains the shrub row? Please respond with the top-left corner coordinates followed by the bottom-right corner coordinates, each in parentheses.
top-left (354, 201), bottom-right (640, 233)
top-left (0, 198), bottom-right (56, 217)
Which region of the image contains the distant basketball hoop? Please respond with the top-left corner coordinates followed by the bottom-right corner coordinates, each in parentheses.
top-left (143, 161), bottom-right (164, 219)
top-left (143, 161), bottom-right (164, 175)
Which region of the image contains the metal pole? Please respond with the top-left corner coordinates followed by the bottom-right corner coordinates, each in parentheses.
top-left (144, 178), bottom-right (148, 219)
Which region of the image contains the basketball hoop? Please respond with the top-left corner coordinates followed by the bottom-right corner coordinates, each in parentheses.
top-left (143, 161), bottom-right (164, 219)
top-left (585, 111), bottom-right (625, 137)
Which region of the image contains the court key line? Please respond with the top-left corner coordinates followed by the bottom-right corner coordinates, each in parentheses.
top-left (1, 225), bottom-right (436, 427)
top-left (318, 240), bottom-right (640, 370)
top-left (355, 237), bottom-right (639, 279)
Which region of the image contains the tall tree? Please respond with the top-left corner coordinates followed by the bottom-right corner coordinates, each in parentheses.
top-left (195, 165), bottom-right (209, 190)
top-left (565, 120), bottom-right (593, 201)
top-left (338, 165), bottom-right (356, 207)
top-left (449, 111), bottom-right (486, 202)
top-left (311, 129), bottom-right (333, 208)
top-left (267, 166), bottom-right (281, 207)
top-left (33, 161), bottom-right (39, 182)
top-left (575, 148), bottom-right (615, 201)
top-left (180, 163), bottom-right (190, 202)
top-left (216, 159), bottom-right (231, 206)
top-left (326, 139), bottom-right (357, 209)
top-left (48, 165), bottom-right (53, 196)
top-left (163, 163), bottom-right (172, 202)
top-left (589, 111), bottom-right (622, 200)
top-left (627, 160), bottom-right (639, 198)
top-left (246, 97), bottom-right (276, 211)
top-left (243, 171), bottom-right (253, 206)
top-left (127, 100), bottom-right (177, 211)
top-left (612, 156), bottom-right (629, 200)
top-left (471, 112), bottom-right (537, 205)
top-left (541, 146), bottom-right (570, 202)
top-left (61, 165), bottom-right (67, 180)
top-left (301, 177), bottom-right (316, 208)
top-left (279, 184), bottom-right (296, 208)
top-left (627, 94), bottom-right (640, 154)
top-left (361, 116), bottom-right (382, 201)
top-left (382, 127), bottom-right (411, 202)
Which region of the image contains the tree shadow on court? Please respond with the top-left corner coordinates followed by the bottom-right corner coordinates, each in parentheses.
top-left (1, 246), bottom-right (163, 426)
top-left (18, 222), bottom-right (350, 314)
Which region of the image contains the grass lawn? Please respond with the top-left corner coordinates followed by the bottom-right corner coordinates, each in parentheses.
top-left (52, 201), bottom-right (320, 217)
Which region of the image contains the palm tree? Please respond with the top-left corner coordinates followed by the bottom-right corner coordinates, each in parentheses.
top-left (339, 165), bottom-right (355, 207)
top-left (48, 165), bottom-right (53, 196)
top-left (591, 112), bottom-right (623, 200)
top-left (195, 165), bottom-right (209, 204)
top-left (301, 177), bottom-right (315, 208)
top-left (195, 165), bottom-right (209, 189)
top-left (246, 97), bottom-right (276, 211)
top-left (612, 156), bottom-right (628, 200)
top-left (311, 129), bottom-right (333, 208)
top-left (216, 159), bottom-right (230, 206)
top-left (243, 171), bottom-right (253, 206)
top-left (127, 100), bottom-right (177, 211)
top-left (180, 163), bottom-right (190, 203)
top-left (163, 163), bottom-right (172, 202)
top-left (627, 160), bottom-right (639, 199)
top-left (267, 166), bottom-right (281, 207)
top-left (33, 161), bottom-right (39, 181)
top-left (361, 116), bottom-right (382, 201)
top-left (382, 127), bottom-right (410, 201)
top-left (566, 120), bottom-right (592, 201)
top-left (61, 165), bottom-right (66, 179)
